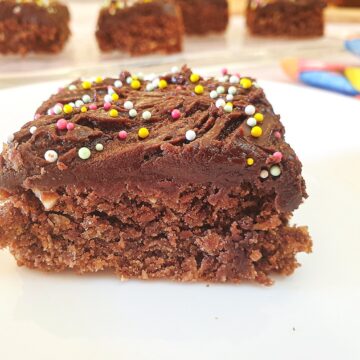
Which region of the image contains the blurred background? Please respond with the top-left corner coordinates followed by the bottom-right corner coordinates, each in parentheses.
top-left (0, 0), bottom-right (359, 90)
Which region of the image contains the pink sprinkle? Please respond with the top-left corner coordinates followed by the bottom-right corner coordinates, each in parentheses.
top-left (221, 68), bottom-right (228, 75)
top-left (118, 130), bottom-right (128, 140)
top-left (66, 122), bottom-right (75, 131)
top-left (235, 72), bottom-right (241, 78)
top-left (171, 109), bottom-right (181, 120)
top-left (273, 151), bottom-right (283, 162)
top-left (176, 86), bottom-right (182, 90)
top-left (56, 118), bottom-right (68, 130)
top-left (89, 104), bottom-right (97, 111)
top-left (56, 102), bottom-right (63, 108)
top-left (274, 131), bottom-right (281, 139)
top-left (104, 102), bottom-right (112, 111)
top-left (50, 109), bottom-right (56, 115)
top-left (34, 113), bottom-right (40, 120)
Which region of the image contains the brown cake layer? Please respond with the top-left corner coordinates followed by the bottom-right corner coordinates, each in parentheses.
top-left (246, 0), bottom-right (326, 38)
top-left (0, 65), bottom-right (311, 284)
top-left (0, 182), bottom-right (311, 285)
top-left (175, 0), bottom-right (228, 35)
top-left (328, 0), bottom-right (360, 6)
top-left (96, 0), bottom-right (184, 56)
top-left (0, 0), bottom-right (70, 55)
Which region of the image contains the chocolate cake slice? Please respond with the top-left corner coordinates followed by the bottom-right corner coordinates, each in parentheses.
top-left (96, 0), bottom-right (184, 56)
top-left (246, 0), bottom-right (326, 38)
top-left (0, 0), bottom-right (70, 55)
top-left (328, 0), bottom-right (360, 6)
top-left (0, 66), bottom-right (311, 285)
top-left (175, 0), bottom-right (229, 35)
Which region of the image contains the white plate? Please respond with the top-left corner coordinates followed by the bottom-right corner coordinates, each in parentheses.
top-left (0, 79), bottom-right (360, 360)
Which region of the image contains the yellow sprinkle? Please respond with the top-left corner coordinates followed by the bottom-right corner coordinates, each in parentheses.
top-left (82, 81), bottom-right (92, 90)
top-left (190, 73), bottom-right (200, 83)
top-left (131, 79), bottom-right (141, 90)
top-left (111, 93), bottom-right (119, 101)
top-left (81, 106), bottom-right (87, 113)
top-left (247, 158), bottom-right (254, 166)
top-left (251, 126), bottom-right (262, 138)
top-left (158, 79), bottom-right (168, 89)
top-left (95, 76), bottom-right (103, 84)
top-left (194, 85), bottom-right (204, 95)
top-left (109, 109), bottom-right (118, 117)
top-left (254, 113), bottom-right (264, 122)
top-left (63, 104), bottom-right (73, 114)
top-left (138, 127), bottom-right (149, 139)
top-left (240, 78), bottom-right (252, 89)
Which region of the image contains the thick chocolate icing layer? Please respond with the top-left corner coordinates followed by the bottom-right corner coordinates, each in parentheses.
top-left (0, 66), bottom-right (306, 212)
top-left (0, 0), bottom-right (70, 26)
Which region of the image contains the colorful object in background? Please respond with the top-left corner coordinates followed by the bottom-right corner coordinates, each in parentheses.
top-left (345, 38), bottom-right (360, 57)
top-left (299, 71), bottom-right (358, 96)
top-left (281, 43), bottom-right (360, 98)
top-left (344, 67), bottom-right (360, 91)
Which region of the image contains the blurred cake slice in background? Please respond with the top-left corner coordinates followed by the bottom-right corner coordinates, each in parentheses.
top-left (175, 0), bottom-right (229, 35)
top-left (246, 0), bottom-right (327, 38)
top-left (0, 0), bottom-right (70, 55)
top-left (96, 0), bottom-right (184, 56)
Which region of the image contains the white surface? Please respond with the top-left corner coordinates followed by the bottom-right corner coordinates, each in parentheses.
top-left (0, 79), bottom-right (360, 360)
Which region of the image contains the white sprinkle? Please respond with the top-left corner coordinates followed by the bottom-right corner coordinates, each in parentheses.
top-left (7, 134), bottom-right (14, 143)
top-left (210, 90), bottom-right (218, 99)
top-left (229, 75), bottom-right (240, 84)
top-left (152, 78), bottom-right (160, 88)
top-left (69, 102), bottom-right (75, 108)
top-left (104, 94), bottom-right (112, 103)
top-left (216, 86), bottom-right (225, 94)
top-left (228, 86), bottom-right (237, 95)
top-left (44, 150), bottom-right (58, 163)
top-left (270, 165), bottom-right (282, 177)
top-left (129, 109), bottom-right (137, 118)
top-left (185, 130), bottom-right (196, 142)
top-left (126, 76), bottom-right (132, 84)
top-left (246, 117), bottom-right (257, 127)
top-left (260, 169), bottom-right (269, 179)
top-left (218, 75), bottom-right (229, 83)
top-left (245, 105), bottom-right (256, 116)
top-left (226, 94), bottom-right (234, 101)
top-left (30, 126), bottom-right (37, 134)
top-left (47, 109), bottom-right (52, 115)
top-left (75, 100), bottom-right (84, 108)
top-left (142, 111), bottom-right (152, 120)
top-left (53, 104), bottom-right (62, 115)
top-left (215, 98), bottom-right (226, 108)
top-left (13, 6), bottom-right (21, 14)
top-left (124, 101), bottom-right (133, 110)
top-left (68, 84), bottom-right (77, 91)
top-left (171, 66), bottom-right (179, 74)
top-left (144, 73), bottom-right (157, 82)
top-left (107, 87), bottom-right (115, 95)
top-left (114, 80), bottom-right (123, 88)
top-left (146, 83), bottom-right (155, 92)
top-left (224, 103), bottom-right (233, 113)
top-left (82, 94), bottom-right (91, 103)
top-left (95, 143), bottom-right (104, 152)
top-left (136, 72), bottom-right (144, 80)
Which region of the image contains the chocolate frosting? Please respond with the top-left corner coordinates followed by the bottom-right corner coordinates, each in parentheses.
top-left (0, 66), bottom-right (306, 212)
top-left (0, 0), bottom-right (70, 26)
top-left (248, 0), bottom-right (327, 8)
